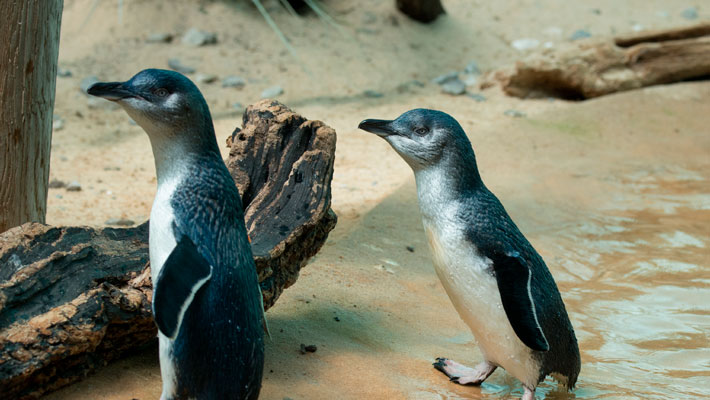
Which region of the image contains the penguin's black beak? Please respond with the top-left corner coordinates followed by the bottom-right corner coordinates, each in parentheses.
top-left (358, 119), bottom-right (396, 137)
top-left (87, 81), bottom-right (135, 101)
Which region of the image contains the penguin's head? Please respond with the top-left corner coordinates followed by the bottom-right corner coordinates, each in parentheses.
top-left (358, 109), bottom-right (472, 170)
top-left (87, 69), bottom-right (212, 140)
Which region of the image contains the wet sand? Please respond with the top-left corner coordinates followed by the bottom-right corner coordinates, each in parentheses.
top-left (43, 0), bottom-right (709, 399)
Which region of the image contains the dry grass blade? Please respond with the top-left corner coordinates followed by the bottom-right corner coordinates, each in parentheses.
top-left (303, 0), bottom-right (351, 39)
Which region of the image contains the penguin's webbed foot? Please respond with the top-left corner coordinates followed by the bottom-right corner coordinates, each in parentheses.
top-left (432, 358), bottom-right (497, 385)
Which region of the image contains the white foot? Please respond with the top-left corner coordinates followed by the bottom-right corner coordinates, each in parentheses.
top-left (522, 385), bottom-right (536, 400)
top-left (433, 358), bottom-right (497, 385)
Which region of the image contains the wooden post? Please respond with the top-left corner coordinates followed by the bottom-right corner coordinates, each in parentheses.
top-left (0, 1), bottom-right (63, 233)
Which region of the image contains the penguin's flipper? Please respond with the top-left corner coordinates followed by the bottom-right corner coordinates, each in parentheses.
top-left (152, 235), bottom-right (212, 339)
top-left (490, 250), bottom-right (550, 352)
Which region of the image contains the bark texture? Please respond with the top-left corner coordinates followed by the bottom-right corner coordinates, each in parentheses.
top-left (0, 100), bottom-right (337, 399)
top-left (0, 1), bottom-right (64, 232)
top-left (488, 23), bottom-right (710, 100)
top-left (396, 0), bottom-right (445, 23)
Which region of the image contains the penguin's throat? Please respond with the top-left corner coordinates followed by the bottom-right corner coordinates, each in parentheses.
top-left (148, 135), bottom-right (199, 184)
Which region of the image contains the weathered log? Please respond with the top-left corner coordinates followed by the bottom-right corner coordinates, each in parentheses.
top-left (489, 23), bottom-right (710, 100)
top-left (396, 0), bottom-right (445, 23)
top-left (0, 100), bottom-right (337, 399)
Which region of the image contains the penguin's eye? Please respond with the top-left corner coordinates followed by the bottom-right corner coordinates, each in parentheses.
top-left (415, 127), bottom-right (429, 135)
top-left (154, 88), bottom-right (169, 97)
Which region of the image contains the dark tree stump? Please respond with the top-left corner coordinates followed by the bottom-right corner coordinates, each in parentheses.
top-left (0, 100), bottom-right (337, 399)
top-left (487, 23), bottom-right (710, 100)
top-left (396, 0), bottom-right (445, 23)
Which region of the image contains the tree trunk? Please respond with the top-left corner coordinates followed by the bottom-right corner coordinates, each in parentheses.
top-left (0, 1), bottom-right (63, 233)
top-left (0, 100), bottom-right (337, 399)
top-left (396, 0), bottom-right (445, 23)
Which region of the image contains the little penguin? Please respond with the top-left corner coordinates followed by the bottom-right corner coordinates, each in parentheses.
top-left (358, 109), bottom-right (580, 399)
top-left (88, 69), bottom-right (265, 400)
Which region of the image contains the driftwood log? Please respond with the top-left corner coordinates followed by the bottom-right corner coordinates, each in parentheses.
top-left (489, 23), bottom-right (710, 99)
top-left (0, 100), bottom-right (337, 399)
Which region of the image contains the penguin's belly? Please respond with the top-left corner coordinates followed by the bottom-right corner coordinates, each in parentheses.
top-left (424, 223), bottom-right (540, 386)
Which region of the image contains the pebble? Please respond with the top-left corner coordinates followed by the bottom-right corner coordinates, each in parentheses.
top-left (261, 85), bottom-right (284, 98)
top-left (467, 93), bottom-right (487, 102)
top-left (511, 38), bottom-right (540, 51)
top-left (48, 179), bottom-right (66, 189)
top-left (462, 74), bottom-right (478, 86)
top-left (66, 181), bottom-right (82, 191)
top-left (196, 73), bottom-right (218, 84)
top-left (464, 61), bottom-right (481, 75)
top-left (53, 115), bottom-right (65, 131)
top-left (182, 28), bottom-right (217, 46)
top-left (504, 109), bottom-right (526, 118)
top-left (167, 58), bottom-right (195, 74)
top-left (80, 76), bottom-right (99, 94)
top-left (441, 78), bottom-right (466, 96)
top-left (55, 194), bottom-right (63, 199)
top-left (363, 90), bottom-right (384, 98)
top-left (105, 218), bottom-right (135, 226)
top-left (221, 75), bottom-right (246, 88)
top-left (333, 316), bottom-right (340, 322)
top-left (432, 71), bottom-right (458, 85)
top-left (299, 344), bottom-right (317, 354)
top-left (406, 246), bottom-right (415, 253)
top-left (570, 30), bottom-right (592, 41)
top-left (146, 32), bottom-right (173, 43)
top-left (232, 102), bottom-right (245, 112)
top-left (681, 7), bottom-right (698, 20)
top-left (57, 68), bottom-right (72, 78)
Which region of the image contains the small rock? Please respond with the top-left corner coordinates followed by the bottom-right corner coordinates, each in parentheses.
top-left (511, 38), bottom-right (540, 51)
top-left (333, 316), bottom-right (340, 322)
top-left (196, 73), bottom-right (218, 84)
top-left (48, 179), bottom-right (66, 189)
top-left (66, 181), bottom-right (82, 191)
top-left (53, 115), bottom-right (65, 131)
top-left (57, 68), bottom-right (72, 78)
top-left (462, 74), bottom-right (478, 86)
top-left (406, 246), bottom-right (415, 252)
top-left (591, 8), bottom-right (601, 15)
top-left (432, 71), bottom-right (458, 85)
top-left (441, 79), bottom-right (466, 96)
top-left (105, 218), bottom-right (135, 226)
top-left (680, 7), bottom-right (698, 20)
top-left (503, 109), bottom-right (526, 118)
top-left (261, 85), bottom-right (284, 98)
top-left (464, 61), bottom-right (481, 75)
top-left (55, 194), bottom-right (63, 199)
top-left (168, 58), bottom-right (196, 74)
top-left (570, 30), bottom-right (592, 41)
top-left (299, 344), bottom-right (317, 354)
top-left (632, 24), bottom-right (644, 32)
top-left (232, 102), bottom-right (245, 112)
top-left (363, 90), bottom-right (384, 98)
top-left (103, 166), bottom-right (121, 171)
top-left (146, 32), bottom-right (173, 43)
top-left (182, 28), bottom-right (217, 46)
top-left (80, 76), bottom-right (100, 94)
top-left (467, 93), bottom-right (486, 102)
top-left (222, 75), bottom-right (246, 89)
top-left (375, 264), bottom-right (395, 274)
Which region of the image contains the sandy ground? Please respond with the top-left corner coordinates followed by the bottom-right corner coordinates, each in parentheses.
top-left (39, 0), bottom-right (709, 399)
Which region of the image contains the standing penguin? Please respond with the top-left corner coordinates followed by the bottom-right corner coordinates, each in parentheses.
top-left (88, 69), bottom-right (264, 400)
top-left (359, 109), bottom-right (580, 399)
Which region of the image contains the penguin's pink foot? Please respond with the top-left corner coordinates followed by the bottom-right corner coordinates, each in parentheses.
top-left (432, 358), bottom-right (497, 385)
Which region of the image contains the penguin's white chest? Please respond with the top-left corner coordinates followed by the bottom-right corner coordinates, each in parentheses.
top-left (422, 213), bottom-right (540, 386)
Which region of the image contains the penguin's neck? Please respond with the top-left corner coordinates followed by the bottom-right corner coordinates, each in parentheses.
top-left (148, 128), bottom-right (221, 186)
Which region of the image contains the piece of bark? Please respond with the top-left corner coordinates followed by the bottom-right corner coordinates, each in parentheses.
top-left (396, 0), bottom-right (445, 23)
top-left (0, 100), bottom-right (337, 399)
top-left (489, 23), bottom-right (710, 100)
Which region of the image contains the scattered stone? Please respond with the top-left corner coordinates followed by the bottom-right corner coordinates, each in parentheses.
top-left (168, 58), bottom-right (196, 74)
top-left (467, 93), bottom-right (486, 102)
top-left (103, 166), bottom-right (121, 171)
top-left (511, 38), bottom-right (540, 51)
top-left (105, 218), bottom-right (135, 227)
top-left (195, 73), bottom-right (218, 84)
top-left (632, 24), bottom-right (644, 32)
top-left (66, 181), bottom-right (82, 192)
top-left (591, 8), bottom-right (601, 15)
top-left (221, 75), bottom-right (246, 89)
top-left (363, 90), bottom-right (384, 98)
top-left (464, 61), bottom-right (481, 75)
top-left (80, 76), bottom-right (99, 94)
top-left (57, 68), bottom-right (72, 78)
top-left (299, 344), bottom-right (317, 354)
top-left (333, 316), bottom-right (340, 322)
top-left (406, 246), bottom-right (415, 253)
top-left (441, 79), bottom-right (466, 95)
top-left (462, 74), bottom-right (478, 86)
top-left (375, 264), bottom-right (395, 274)
top-left (261, 85), bottom-right (284, 98)
top-left (52, 115), bottom-right (64, 131)
top-left (503, 109), bottom-right (526, 118)
top-left (232, 102), bottom-right (245, 112)
top-left (570, 29), bottom-right (592, 41)
top-left (432, 71), bottom-right (458, 85)
top-left (146, 32), bottom-right (173, 43)
top-left (182, 28), bottom-right (217, 46)
top-left (680, 7), bottom-right (698, 20)
top-left (55, 194), bottom-right (63, 199)
top-left (48, 179), bottom-right (66, 189)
